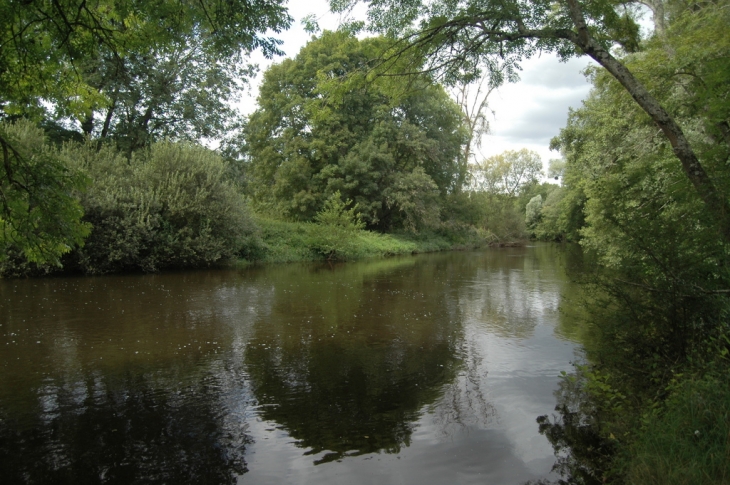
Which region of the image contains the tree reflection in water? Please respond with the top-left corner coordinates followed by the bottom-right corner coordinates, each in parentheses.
top-left (244, 258), bottom-right (465, 463)
top-left (0, 370), bottom-right (249, 484)
top-left (0, 245), bottom-right (580, 483)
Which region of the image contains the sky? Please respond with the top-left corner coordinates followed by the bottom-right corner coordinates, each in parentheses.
top-left (240, 1), bottom-right (596, 170)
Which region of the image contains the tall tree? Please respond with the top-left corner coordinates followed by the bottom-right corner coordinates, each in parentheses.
top-left (473, 149), bottom-right (543, 196)
top-left (77, 35), bottom-right (255, 153)
top-left (245, 31), bottom-right (468, 230)
top-left (329, 0), bottom-right (730, 244)
top-left (451, 73), bottom-right (498, 168)
top-left (0, 0), bottom-right (291, 122)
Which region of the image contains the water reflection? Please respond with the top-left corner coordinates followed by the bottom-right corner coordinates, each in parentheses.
top-left (0, 370), bottom-right (249, 484)
top-left (243, 259), bottom-right (463, 463)
top-left (0, 245), bottom-right (583, 484)
top-left (0, 273), bottom-right (255, 484)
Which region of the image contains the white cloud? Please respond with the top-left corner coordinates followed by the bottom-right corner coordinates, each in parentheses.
top-left (478, 55), bottom-right (594, 167)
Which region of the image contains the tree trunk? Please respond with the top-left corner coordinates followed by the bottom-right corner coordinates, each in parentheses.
top-left (81, 113), bottom-right (94, 136)
top-left (564, 0), bottom-right (730, 243)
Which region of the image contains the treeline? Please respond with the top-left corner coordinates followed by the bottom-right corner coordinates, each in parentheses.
top-left (521, 2), bottom-right (730, 483)
top-left (241, 31), bottom-right (549, 249)
top-left (1, 28), bottom-right (549, 277)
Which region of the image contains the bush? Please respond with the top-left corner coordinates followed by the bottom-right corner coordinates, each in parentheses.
top-left (308, 191), bottom-right (365, 260)
top-left (64, 141), bottom-right (258, 273)
top-left (0, 120), bottom-right (90, 268)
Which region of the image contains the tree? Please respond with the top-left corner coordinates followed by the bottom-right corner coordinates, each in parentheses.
top-left (0, 0), bottom-right (291, 264)
top-left (472, 149), bottom-right (543, 196)
top-left (535, 9), bottom-right (730, 479)
top-left (329, 0), bottom-right (730, 244)
top-left (0, 0), bottom-right (291, 122)
top-left (0, 120), bottom-right (90, 266)
top-left (525, 194), bottom-right (543, 229)
top-left (76, 36), bottom-right (256, 153)
top-left (245, 31), bottom-right (468, 230)
top-left (450, 70), bottom-right (503, 167)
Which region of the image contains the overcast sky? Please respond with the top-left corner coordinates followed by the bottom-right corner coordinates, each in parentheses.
top-left (240, 1), bottom-right (596, 169)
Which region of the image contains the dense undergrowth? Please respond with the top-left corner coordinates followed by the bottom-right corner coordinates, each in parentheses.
top-left (527, 1), bottom-right (730, 482)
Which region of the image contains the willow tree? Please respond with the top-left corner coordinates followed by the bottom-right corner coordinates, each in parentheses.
top-left (330, 0), bottom-right (730, 243)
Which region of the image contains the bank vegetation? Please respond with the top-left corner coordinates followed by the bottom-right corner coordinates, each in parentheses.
top-left (2, 0), bottom-right (729, 483)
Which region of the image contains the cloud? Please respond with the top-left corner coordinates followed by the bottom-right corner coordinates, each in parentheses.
top-left (519, 56), bottom-right (593, 89)
top-left (493, 86), bottom-right (591, 144)
top-left (472, 53), bottom-right (594, 165)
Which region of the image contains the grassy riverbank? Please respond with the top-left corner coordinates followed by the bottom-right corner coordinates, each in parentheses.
top-left (240, 216), bottom-right (499, 264)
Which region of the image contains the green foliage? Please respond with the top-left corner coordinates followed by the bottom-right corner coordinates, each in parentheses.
top-left (61, 141), bottom-right (257, 274)
top-left (383, 167), bottom-right (441, 232)
top-left (627, 372), bottom-right (730, 485)
top-left (0, 0), bottom-right (290, 271)
top-left (313, 191), bottom-right (365, 230)
top-left (548, 158), bottom-right (566, 181)
top-left (553, 66), bottom-right (727, 275)
top-left (337, 0), bottom-right (730, 245)
top-left (455, 149), bottom-right (550, 242)
top-left (528, 2), bottom-right (730, 483)
top-left (525, 195), bottom-right (543, 229)
top-left (81, 37), bottom-right (258, 153)
top-left (0, 0), bottom-right (291, 148)
top-left (81, 141), bottom-right (257, 273)
top-left (532, 187), bottom-right (576, 241)
top-left (472, 149), bottom-right (543, 196)
top-left (310, 191), bottom-right (365, 259)
top-left (329, 0), bottom-right (641, 83)
top-left (250, 214), bottom-right (487, 264)
top-left (0, 120), bottom-right (90, 266)
top-left (245, 31), bottom-right (468, 231)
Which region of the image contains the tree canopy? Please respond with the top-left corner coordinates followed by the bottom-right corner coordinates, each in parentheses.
top-left (245, 31), bottom-right (468, 230)
top-left (0, 0), bottom-right (290, 124)
top-left (472, 148), bottom-right (542, 196)
top-left (330, 0), bottom-right (730, 243)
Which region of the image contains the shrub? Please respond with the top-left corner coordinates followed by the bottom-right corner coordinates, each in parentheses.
top-left (308, 191), bottom-right (365, 260)
top-left (67, 141), bottom-right (258, 273)
top-left (627, 371), bottom-right (730, 485)
top-left (0, 120), bottom-right (90, 268)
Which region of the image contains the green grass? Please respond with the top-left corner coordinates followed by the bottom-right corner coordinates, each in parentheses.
top-left (242, 216), bottom-right (493, 264)
top-left (626, 371), bottom-right (730, 485)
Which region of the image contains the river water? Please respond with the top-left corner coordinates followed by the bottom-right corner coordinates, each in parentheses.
top-left (0, 244), bottom-right (582, 484)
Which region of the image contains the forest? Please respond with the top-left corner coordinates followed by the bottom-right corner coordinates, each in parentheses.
top-left (1, 0), bottom-right (729, 483)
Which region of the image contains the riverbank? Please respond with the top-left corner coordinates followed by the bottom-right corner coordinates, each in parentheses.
top-left (0, 212), bottom-right (524, 277)
top-left (534, 254), bottom-right (730, 485)
top-left (239, 216), bottom-right (511, 265)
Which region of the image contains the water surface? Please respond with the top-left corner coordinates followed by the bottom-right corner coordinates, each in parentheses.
top-left (0, 245), bottom-right (580, 484)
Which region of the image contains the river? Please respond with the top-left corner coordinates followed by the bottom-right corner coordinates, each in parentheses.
top-left (0, 244), bottom-right (582, 484)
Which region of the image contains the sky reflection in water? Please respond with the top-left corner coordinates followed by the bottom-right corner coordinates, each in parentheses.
top-left (0, 244), bottom-right (580, 485)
